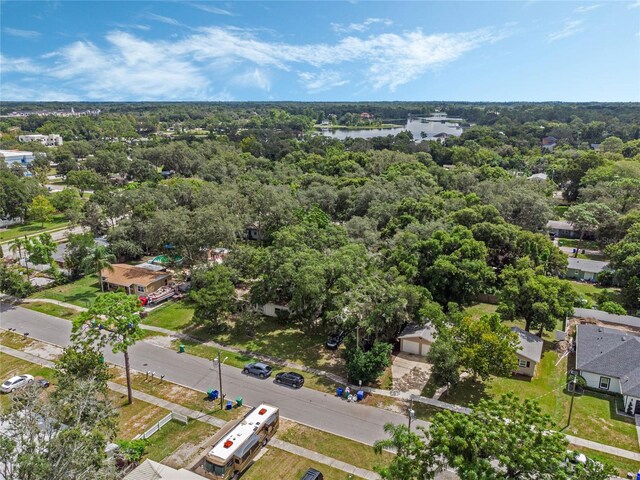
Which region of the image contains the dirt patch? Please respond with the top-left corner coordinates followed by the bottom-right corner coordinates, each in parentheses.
top-left (23, 342), bottom-right (63, 360)
top-left (567, 317), bottom-right (640, 336)
top-left (163, 441), bottom-right (203, 469)
top-left (143, 334), bottom-right (175, 349)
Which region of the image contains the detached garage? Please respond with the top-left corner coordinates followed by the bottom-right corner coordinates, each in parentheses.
top-left (398, 323), bottom-right (436, 357)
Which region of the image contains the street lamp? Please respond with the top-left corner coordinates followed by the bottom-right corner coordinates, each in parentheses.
top-left (213, 352), bottom-right (228, 411)
top-left (408, 395), bottom-right (415, 433)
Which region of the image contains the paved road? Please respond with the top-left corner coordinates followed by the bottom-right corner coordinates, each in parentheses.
top-left (1, 226), bottom-right (84, 257)
top-left (0, 302), bottom-right (428, 446)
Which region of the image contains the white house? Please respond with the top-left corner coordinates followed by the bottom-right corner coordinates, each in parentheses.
top-left (398, 323), bottom-right (436, 356)
top-left (511, 327), bottom-right (544, 377)
top-left (0, 149), bottom-right (35, 166)
top-left (257, 302), bottom-right (290, 318)
top-left (546, 220), bottom-right (577, 238)
top-left (18, 134), bottom-right (63, 147)
top-left (575, 324), bottom-right (640, 415)
top-left (566, 257), bottom-right (609, 282)
top-left (527, 173), bottom-right (548, 182)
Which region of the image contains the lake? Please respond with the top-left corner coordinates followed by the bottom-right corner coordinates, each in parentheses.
top-left (318, 117), bottom-right (464, 141)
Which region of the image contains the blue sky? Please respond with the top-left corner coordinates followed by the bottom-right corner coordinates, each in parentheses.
top-left (1, 1), bottom-right (639, 102)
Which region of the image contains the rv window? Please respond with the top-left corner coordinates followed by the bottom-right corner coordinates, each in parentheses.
top-left (204, 461), bottom-right (225, 476)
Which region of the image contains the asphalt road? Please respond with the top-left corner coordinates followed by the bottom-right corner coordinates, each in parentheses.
top-left (0, 302), bottom-right (429, 446)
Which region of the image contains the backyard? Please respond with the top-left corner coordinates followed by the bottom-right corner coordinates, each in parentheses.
top-left (0, 215), bottom-right (69, 243)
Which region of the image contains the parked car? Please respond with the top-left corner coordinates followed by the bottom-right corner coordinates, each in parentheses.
top-left (242, 362), bottom-right (272, 378)
top-left (300, 468), bottom-right (324, 480)
top-left (36, 379), bottom-right (50, 388)
top-left (325, 330), bottom-right (346, 350)
top-left (275, 372), bottom-right (305, 388)
top-left (1, 374), bottom-right (34, 393)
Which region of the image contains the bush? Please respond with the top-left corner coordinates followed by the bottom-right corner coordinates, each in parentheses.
top-left (0, 265), bottom-right (34, 298)
top-left (116, 438), bottom-right (147, 463)
top-left (344, 341), bottom-right (392, 385)
top-left (234, 309), bottom-right (263, 337)
top-left (598, 301), bottom-right (626, 315)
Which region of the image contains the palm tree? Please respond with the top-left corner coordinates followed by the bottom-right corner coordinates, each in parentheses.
top-left (9, 238), bottom-right (30, 280)
top-left (81, 246), bottom-right (116, 292)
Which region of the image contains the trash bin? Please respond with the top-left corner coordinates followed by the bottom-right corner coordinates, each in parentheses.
top-left (336, 387), bottom-right (343, 397)
top-left (236, 396), bottom-right (243, 407)
top-left (208, 389), bottom-right (219, 400)
top-left (99, 355), bottom-right (105, 364)
top-left (226, 401), bottom-right (233, 410)
top-left (179, 344), bottom-right (185, 353)
top-left (212, 390), bottom-right (219, 400)
top-left (357, 391), bottom-right (364, 401)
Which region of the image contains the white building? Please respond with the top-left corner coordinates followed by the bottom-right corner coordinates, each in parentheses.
top-left (0, 149), bottom-right (35, 166)
top-left (18, 134), bottom-right (63, 147)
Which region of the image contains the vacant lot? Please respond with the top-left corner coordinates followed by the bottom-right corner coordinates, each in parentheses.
top-left (31, 275), bottom-right (102, 307)
top-left (22, 301), bottom-right (80, 321)
top-left (109, 390), bottom-right (169, 440)
top-left (143, 300), bottom-right (194, 330)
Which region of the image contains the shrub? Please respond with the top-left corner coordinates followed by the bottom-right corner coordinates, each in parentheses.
top-left (598, 301), bottom-right (626, 315)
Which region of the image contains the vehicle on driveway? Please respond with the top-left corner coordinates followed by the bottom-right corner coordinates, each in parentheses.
top-left (36, 379), bottom-right (50, 388)
top-left (242, 362), bottom-right (272, 378)
top-left (275, 371), bottom-right (305, 388)
top-left (301, 468), bottom-right (324, 480)
top-left (1, 374), bottom-right (34, 393)
top-left (325, 330), bottom-right (347, 350)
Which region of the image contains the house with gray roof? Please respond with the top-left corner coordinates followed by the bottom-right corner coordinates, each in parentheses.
top-left (546, 220), bottom-right (577, 239)
top-left (575, 324), bottom-right (640, 415)
top-left (511, 327), bottom-right (544, 377)
top-left (566, 257), bottom-right (610, 282)
top-left (398, 323), bottom-right (436, 356)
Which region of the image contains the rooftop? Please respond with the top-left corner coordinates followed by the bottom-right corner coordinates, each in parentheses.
top-left (101, 264), bottom-right (171, 287)
top-left (124, 459), bottom-right (202, 480)
top-left (398, 323), bottom-right (436, 343)
top-left (576, 324), bottom-right (640, 397)
top-left (567, 257), bottom-right (609, 273)
top-left (546, 220), bottom-right (574, 231)
top-left (209, 404), bottom-right (278, 461)
top-left (510, 327), bottom-right (544, 363)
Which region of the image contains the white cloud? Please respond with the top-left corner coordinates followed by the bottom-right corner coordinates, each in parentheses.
top-left (145, 13), bottom-right (185, 27)
top-left (0, 54), bottom-right (41, 73)
top-left (331, 18), bottom-right (392, 33)
top-left (628, 0), bottom-right (640, 8)
top-left (189, 3), bottom-right (234, 16)
top-left (574, 4), bottom-right (601, 13)
top-left (232, 68), bottom-right (271, 91)
top-left (3, 27), bottom-right (41, 39)
top-left (548, 20), bottom-right (584, 42)
top-left (1, 25), bottom-right (506, 99)
top-left (113, 23), bottom-right (151, 31)
top-left (299, 70), bottom-right (349, 93)
top-left (0, 83), bottom-right (79, 101)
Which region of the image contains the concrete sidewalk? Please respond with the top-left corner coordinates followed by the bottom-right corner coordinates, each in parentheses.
top-left (0, 344), bottom-right (380, 480)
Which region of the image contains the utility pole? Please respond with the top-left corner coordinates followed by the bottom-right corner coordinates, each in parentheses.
top-left (567, 376), bottom-right (577, 427)
top-left (408, 396), bottom-right (415, 433)
top-left (356, 326), bottom-right (359, 351)
top-left (217, 350), bottom-right (224, 411)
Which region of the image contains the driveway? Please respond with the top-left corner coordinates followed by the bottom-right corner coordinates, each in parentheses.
top-left (391, 352), bottom-right (432, 395)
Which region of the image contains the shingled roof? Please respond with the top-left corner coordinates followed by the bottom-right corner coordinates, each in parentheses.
top-left (576, 324), bottom-right (640, 397)
top-left (511, 327), bottom-right (544, 363)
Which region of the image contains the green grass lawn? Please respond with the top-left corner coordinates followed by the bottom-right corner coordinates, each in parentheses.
top-left (31, 275), bottom-right (102, 307)
top-left (144, 419), bottom-right (218, 463)
top-left (464, 303), bottom-right (498, 319)
top-left (0, 215), bottom-right (69, 243)
top-left (440, 350), bottom-right (639, 452)
top-left (277, 422), bottom-right (393, 472)
top-left (0, 353), bottom-right (56, 411)
top-left (143, 300), bottom-right (195, 330)
top-left (570, 445), bottom-right (640, 477)
top-left (569, 281), bottom-right (624, 309)
top-left (242, 447), bottom-right (363, 480)
top-left (22, 301), bottom-right (81, 321)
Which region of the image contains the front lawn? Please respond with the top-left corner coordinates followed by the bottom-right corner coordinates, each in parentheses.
top-left (440, 350), bottom-right (639, 452)
top-left (31, 275), bottom-right (102, 307)
top-left (241, 447), bottom-right (363, 480)
top-left (570, 445), bottom-right (640, 477)
top-left (22, 301), bottom-right (80, 321)
top-left (0, 215), bottom-right (69, 243)
top-left (144, 420), bottom-right (217, 464)
top-left (143, 300), bottom-right (195, 330)
top-left (109, 390), bottom-right (169, 440)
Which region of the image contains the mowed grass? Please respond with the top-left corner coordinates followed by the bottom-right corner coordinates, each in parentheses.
top-left (0, 353), bottom-right (56, 411)
top-left (569, 281), bottom-right (624, 309)
top-left (242, 447), bottom-right (364, 480)
top-left (143, 300), bottom-right (195, 330)
top-left (31, 275), bottom-right (102, 307)
top-left (145, 420), bottom-right (217, 464)
top-left (277, 421), bottom-right (393, 472)
top-left (109, 390), bottom-right (169, 440)
top-left (0, 215), bottom-right (69, 242)
top-left (464, 302), bottom-right (498, 319)
top-left (441, 350), bottom-right (639, 452)
top-left (569, 445), bottom-right (640, 477)
top-left (22, 301), bottom-right (81, 321)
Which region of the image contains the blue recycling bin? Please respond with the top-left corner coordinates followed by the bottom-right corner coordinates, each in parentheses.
top-left (226, 401), bottom-right (233, 410)
top-left (207, 389), bottom-right (219, 400)
top-left (336, 387), bottom-right (343, 397)
top-left (357, 390), bottom-right (364, 401)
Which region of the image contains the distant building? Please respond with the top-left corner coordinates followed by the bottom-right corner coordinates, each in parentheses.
top-left (511, 327), bottom-right (543, 377)
top-left (432, 132), bottom-right (450, 144)
top-left (527, 173), bottom-right (548, 181)
top-left (541, 136), bottom-right (558, 152)
top-left (0, 149), bottom-right (35, 165)
top-left (546, 220), bottom-right (576, 238)
top-left (18, 134), bottom-right (63, 147)
top-left (360, 112), bottom-right (373, 119)
top-left (245, 222), bottom-right (265, 241)
top-left (566, 257), bottom-right (609, 282)
top-left (590, 144), bottom-right (601, 151)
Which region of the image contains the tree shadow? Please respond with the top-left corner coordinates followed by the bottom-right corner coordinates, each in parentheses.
top-left (441, 377), bottom-right (489, 406)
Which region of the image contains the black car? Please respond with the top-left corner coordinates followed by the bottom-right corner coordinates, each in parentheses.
top-left (36, 379), bottom-right (50, 388)
top-left (242, 362), bottom-right (273, 378)
top-left (275, 372), bottom-right (305, 388)
top-left (300, 468), bottom-right (323, 480)
top-left (325, 330), bottom-right (346, 350)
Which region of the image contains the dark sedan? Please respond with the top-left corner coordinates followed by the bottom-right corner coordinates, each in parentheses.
top-left (325, 330), bottom-right (346, 350)
top-left (275, 372), bottom-right (305, 388)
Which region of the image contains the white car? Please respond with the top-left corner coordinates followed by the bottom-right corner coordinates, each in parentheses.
top-left (1, 374), bottom-right (34, 393)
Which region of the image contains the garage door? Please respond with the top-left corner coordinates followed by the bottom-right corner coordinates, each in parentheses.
top-left (402, 339), bottom-right (421, 355)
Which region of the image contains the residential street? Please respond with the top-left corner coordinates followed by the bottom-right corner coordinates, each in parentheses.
top-left (1, 226), bottom-right (85, 258)
top-left (0, 302), bottom-right (428, 446)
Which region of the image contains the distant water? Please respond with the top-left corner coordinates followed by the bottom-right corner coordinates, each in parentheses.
top-left (318, 118), bottom-right (464, 141)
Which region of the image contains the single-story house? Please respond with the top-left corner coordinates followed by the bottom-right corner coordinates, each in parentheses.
top-left (245, 222), bottom-right (265, 241)
top-left (575, 324), bottom-right (640, 415)
top-left (546, 220), bottom-right (577, 239)
top-left (566, 257), bottom-right (609, 282)
top-left (100, 264), bottom-right (172, 295)
top-left (511, 327), bottom-right (544, 377)
top-left (541, 136), bottom-right (558, 152)
top-left (52, 237), bottom-right (109, 267)
top-left (398, 323), bottom-right (436, 357)
top-left (257, 302), bottom-right (290, 318)
top-left (527, 173), bottom-right (548, 181)
top-left (124, 459), bottom-right (203, 480)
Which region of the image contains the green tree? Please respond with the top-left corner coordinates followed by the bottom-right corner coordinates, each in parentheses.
top-left (51, 187), bottom-right (83, 221)
top-left (190, 265), bottom-right (237, 331)
top-left (607, 223), bottom-right (640, 311)
top-left (64, 232), bottom-right (96, 280)
top-left (498, 259), bottom-right (576, 334)
top-left (24, 233), bottom-right (57, 265)
top-left (28, 194), bottom-right (55, 227)
top-left (81, 246), bottom-right (115, 291)
top-left (374, 424), bottom-right (437, 480)
top-left (28, 153), bottom-right (51, 187)
top-left (343, 341), bottom-right (392, 385)
top-left (426, 331), bottom-right (460, 387)
top-left (67, 170), bottom-right (104, 195)
top-left (72, 292), bottom-right (143, 404)
top-left (0, 264), bottom-right (33, 297)
top-left (564, 203), bottom-right (617, 256)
